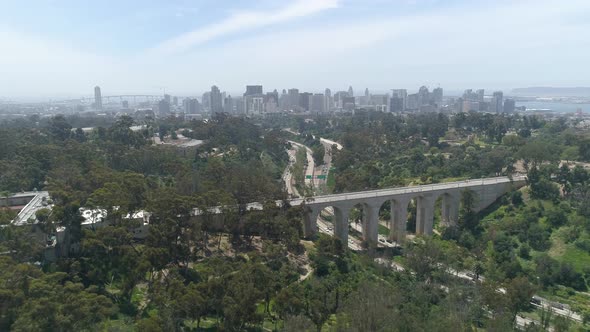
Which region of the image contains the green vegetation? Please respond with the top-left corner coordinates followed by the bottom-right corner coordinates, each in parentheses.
top-left (1, 110), bottom-right (590, 330)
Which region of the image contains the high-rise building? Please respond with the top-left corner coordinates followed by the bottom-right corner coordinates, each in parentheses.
top-left (310, 94), bottom-right (325, 113)
top-left (201, 92), bottom-right (211, 111)
top-left (288, 88), bottom-right (300, 111)
top-left (324, 88), bottom-right (332, 112)
top-left (245, 96), bottom-right (264, 115)
top-left (264, 95), bottom-right (279, 114)
top-left (172, 96), bottom-right (178, 106)
top-left (234, 96), bottom-right (244, 114)
top-left (369, 94), bottom-right (389, 111)
top-left (270, 89), bottom-right (279, 105)
top-left (164, 94), bottom-right (171, 104)
top-left (418, 86), bottom-right (430, 107)
top-left (279, 89), bottom-right (289, 110)
top-left (462, 100), bottom-right (480, 112)
top-left (391, 89), bottom-right (407, 111)
top-left (183, 98), bottom-right (200, 114)
top-left (224, 95), bottom-right (234, 114)
top-left (94, 86), bottom-right (102, 110)
top-left (407, 93), bottom-right (419, 110)
top-left (334, 91), bottom-right (349, 108)
top-left (342, 96), bottom-right (355, 111)
top-left (491, 91), bottom-right (504, 113)
top-left (503, 98), bottom-right (515, 113)
top-left (390, 97), bottom-right (404, 113)
top-left (210, 85), bottom-right (223, 114)
top-left (244, 85), bottom-right (263, 96)
top-left (122, 100), bottom-right (129, 109)
top-left (158, 99), bottom-right (170, 116)
top-left (432, 87), bottom-right (443, 106)
top-left (299, 92), bottom-right (312, 111)
top-left (476, 89), bottom-right (485, 102)
top-left (348, 86), bottom-right (354, 97)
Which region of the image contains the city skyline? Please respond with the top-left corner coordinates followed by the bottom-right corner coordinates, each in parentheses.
top-left (1, 0), bottom-right (590, 98)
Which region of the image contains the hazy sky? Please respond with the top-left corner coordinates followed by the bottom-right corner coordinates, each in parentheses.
top-left (1, 0), bottom-right (589, 99)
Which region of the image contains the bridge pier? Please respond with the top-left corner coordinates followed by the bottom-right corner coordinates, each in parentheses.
top-left (304, 208), bottom-right (320, 238)
top-left (299, 176), bottom-right (526, 248)
top-left (362, 203), bottom-right (380, 245)
top-left (334, 206), bottom-right (350, 245)
top-left (416, 195), bottom-right (435, 235)
top-left (441, 194), bottom-right (460, 226)
top-left (390, 198), bottom-right (409, 244)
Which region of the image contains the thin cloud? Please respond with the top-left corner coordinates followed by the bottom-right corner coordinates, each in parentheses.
top-left (149, 0), bottom-right (339, 56)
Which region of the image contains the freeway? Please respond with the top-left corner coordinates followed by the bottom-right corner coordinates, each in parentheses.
top-left (289, 141), bottom-right (315, 188)
top-left (282, 145), bottom-right (300, 197)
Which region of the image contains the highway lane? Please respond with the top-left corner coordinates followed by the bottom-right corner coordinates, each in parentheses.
top-left (288, 141), bottom-right (315, 188)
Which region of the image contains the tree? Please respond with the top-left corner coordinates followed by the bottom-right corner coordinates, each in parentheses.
top-left (459, 189), bottom-right (478, 232)
top-left (504, 277), bottom-right (536, 321)
top-left (579, 138), bottom-right (590, 161)
top-left (518, 141), bottom-right (559, 169)
top-left (502, 134), bottom-right (525, 152)
top-left (404, 237), bottom-right (445, 282)
top-left (48, 115), bottom-right (72, 141)
top-left (336, 280), bottom-right (399, 331)
top-left (312, 144), bottom-right (325, 166)
top-left (546, 208), bottom-right (567, 229)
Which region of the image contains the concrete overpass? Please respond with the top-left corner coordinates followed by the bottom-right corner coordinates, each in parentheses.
top-left (296, 176), bottom-right (527, 245)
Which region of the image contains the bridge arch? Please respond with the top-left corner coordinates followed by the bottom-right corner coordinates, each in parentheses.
top-left (301, 176), bottom-right (527, 246)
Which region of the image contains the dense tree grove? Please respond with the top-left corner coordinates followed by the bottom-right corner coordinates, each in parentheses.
top-left (1, 111), bottom-right (590, 330)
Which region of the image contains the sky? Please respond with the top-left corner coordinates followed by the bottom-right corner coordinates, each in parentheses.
top-left (1, 0), bottom-right (589, 99)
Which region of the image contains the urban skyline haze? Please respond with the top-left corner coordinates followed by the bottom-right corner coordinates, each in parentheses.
top-left (1, 0), bottom-right (589, 99)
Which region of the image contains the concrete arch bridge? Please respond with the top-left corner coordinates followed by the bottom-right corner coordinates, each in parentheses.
top-left (297, 176), bottom-right (527, 245)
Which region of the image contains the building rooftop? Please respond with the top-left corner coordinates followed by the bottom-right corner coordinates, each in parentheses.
top-left (11, 191), bottom-right (51, 226)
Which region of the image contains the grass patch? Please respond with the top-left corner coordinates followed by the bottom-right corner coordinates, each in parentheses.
top-left (560, 246), bottom-right (590, 273)
top-left (548, 229), bottom-right (567, 258)
top-left (326, 170), bottom-right (335, 193)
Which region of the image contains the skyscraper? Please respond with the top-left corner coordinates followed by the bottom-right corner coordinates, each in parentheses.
top-left (184, 98), bottom-right (200, 114)
top-left (158, 99), bottom-right (170, 117)
top-left (342, 96), bottom-right (355, 111)
top-left (324, 88), bottom-right (332, 111)
top-left (224, 95), bottom-right (234, 114)
top-left (310, 94), bottom-right (325, 113)
top-left (391, 89), bottom-right (407, 111)
top-left (94, 86), bottom-right (102, 110)
top-left (418, 86), bottom-right (430, 107)
top-left (299, 92), bottom-right (312, 111)
top-left (245, 96), bottom-right (264, 115)
top-left (491, 91), bottom-right (504, 113)
top-left (476, 89), bottom-right (485, 102)
top-left (288, 88), bottom-right (299, 111)
top-left (244, 85), bottom-right (263, 96)
top-left (432, 87), bottom-right (443, 106)
top-left (280, 89), bottom-right (289, 110)
top-left (390, 96), bottom-right (404, 113)
top-left (407, 94), bottom-right (419, 110)
top-left (348, 86), bottom-right (354, 97)
top-left (210, 85), bottom-right (223, 114)
top-left (201, 92), bottom-right (211, 111)
top-left (503, 98), bottom-right (515, 113)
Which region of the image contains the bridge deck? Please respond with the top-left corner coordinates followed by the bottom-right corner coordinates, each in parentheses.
top-left (290, 175), bottom-right (526, 206)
